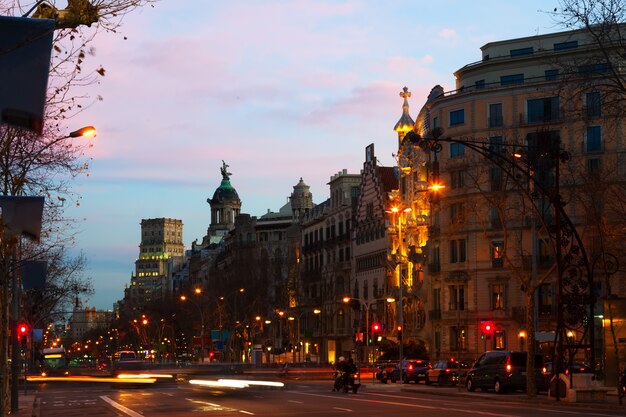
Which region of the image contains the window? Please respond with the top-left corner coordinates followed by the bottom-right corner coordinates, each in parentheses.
top-left (494, 331), bottom-right (505, 350)
top-left (450, 170), bottom-right (465, 189)
top-left (500, 74), bottom-right (524, 86)
top-left (450, 326), bottom-right (466, 351)
top-left (538, 284), bottom-right (553, 315)
top-left (489, 135), bottom-right (503, 155)
top-left (491, 241), bottom-right (504, 267)
top-left (587, 158), bottom-right (601, 175)
top-left (450, 202), bottom-right (465, 224)
top-left (433, 116), bottom-right (439, 128)
top-left (510, 47), bottom-right (533, 56)
top-left (449, 109), bottom-right (465, 126)
top-left (488, 103), bottom-right (503, 127)
top-left (490, 208), bottom-right (502, 229)
top-left (450, 143), bottom-right (465, 157)
top-left (545, 69), bottom-right (559, 81)
top-left (585, 92), bottom-right (601, 118)
top-left (578, 62), bottom-right (611, 75)
top-left (449, 285), bottom-right (465, 310)
top-left (490, 166), bottom-right (503, 191)
top-left (586, 126), bottom-right (602, 152)
top-left (433, 288), bottom-right (441, 312)
top-left (527, 96), bottom-right (560, 123)
top-left (554, 40), bottom-right (578, 50)
top-left (491, 284), bottom-right (505, 309)
top-left (475, 79), bottom-right (485, 89)
top-left (430, 242), bottom-right (440, 273)
top-left (538, 239), bottom-right (553, 266)
top-left (450, 239), bottom-right (466, 263)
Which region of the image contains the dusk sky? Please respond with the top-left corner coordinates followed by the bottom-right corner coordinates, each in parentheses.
top-left (63, 0), bottom-right (561, 309)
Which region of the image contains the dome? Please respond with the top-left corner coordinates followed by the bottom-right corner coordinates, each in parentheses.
top-left (210, 178), bottom-right (240, 203)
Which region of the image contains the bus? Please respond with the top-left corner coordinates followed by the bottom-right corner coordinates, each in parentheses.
top-left (41, 347), bottom-right (70, 376)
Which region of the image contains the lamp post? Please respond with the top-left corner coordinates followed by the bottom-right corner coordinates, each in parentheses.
top-left (387, 205), bottom-right (412, 383)
top-left (342, 296), bottom-right (394, 365)
top-left (180, 294), bottom-right (205, 363)
top-left (2, 125), bottom-right (94, 415)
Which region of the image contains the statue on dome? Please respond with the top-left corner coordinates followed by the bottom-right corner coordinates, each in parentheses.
top-left (220, 160), bottom-right (232, 180)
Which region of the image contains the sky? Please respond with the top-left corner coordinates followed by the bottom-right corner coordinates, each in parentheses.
top-left (61, 0), bottom-right (564, 310)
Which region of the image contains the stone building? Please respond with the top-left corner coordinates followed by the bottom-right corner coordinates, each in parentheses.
top-left (404, 26), bottom-right (626, 376)
top-left (124, 218), bottom-right (185, 310)
top-left (301, 169), bottom-right (361, 363)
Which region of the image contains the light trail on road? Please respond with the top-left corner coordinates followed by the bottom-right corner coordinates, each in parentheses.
top-left (294, 391), bottom-right (520, 417)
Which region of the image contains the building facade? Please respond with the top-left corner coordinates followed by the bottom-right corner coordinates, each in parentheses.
top-left (125, 218), bottom-right (185, 309)
top-left (405, 26), bottom-right (625, 373)
top-left (301, 169), bottom-right (361, 363)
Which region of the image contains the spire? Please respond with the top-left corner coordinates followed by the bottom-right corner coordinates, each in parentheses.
top-left (393, 86), bottom-right (415, 144)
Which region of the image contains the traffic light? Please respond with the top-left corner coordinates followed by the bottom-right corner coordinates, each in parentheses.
top-left (480, 321), bottom-right (494, 340)
top-left (371, 322), bottom-right (381, 344)
top-left (396, 324), bottom-right (403, 341)
top-left (17, 322), bottom-right (29, 348)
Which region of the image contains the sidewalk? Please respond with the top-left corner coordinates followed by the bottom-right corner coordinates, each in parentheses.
top-left (364, 380), bottom-right (626, 411)
top-left (17, 392), bottom-right (38, 417)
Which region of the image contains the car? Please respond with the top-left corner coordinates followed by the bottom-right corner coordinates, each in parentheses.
top-left (425, 359), bottom-right (471, 386)
top-left (543, 361), bottom-right (592, 375)
top-left (465, 351), bottom-right (547, 394)
top-left (375, 361), bottom-right (397, 384)
top-left (389, 359), bottom-right (431, 384)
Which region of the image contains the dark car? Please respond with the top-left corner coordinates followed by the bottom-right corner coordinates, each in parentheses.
top-left (375, 361), bottom-right (397, 384)
top-left (425, 359), bottom-right (471, 386)
top-left (389, 359), bottom-right (431, 384)
top-left (543, 361), bottom-right (592, 375)
top-left (465, 351), bottom-right (547, 394)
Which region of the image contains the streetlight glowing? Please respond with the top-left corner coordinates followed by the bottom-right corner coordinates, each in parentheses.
top-left (428, 183), bottom-right (445, 192)
top-left (313, 309), bottom-right (321, 314)
top-left (342, 296), bottom-right (351, 303)
top-left (180, 295), bottom-right (187, 301)
top-left (194, 288), bottom-right (202, 294)
top-left (69, 125), bottom-right (96, 138)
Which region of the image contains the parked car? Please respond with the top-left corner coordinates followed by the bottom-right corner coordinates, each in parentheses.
top-left (375, 361), bottom-right (397, 384)
top-left (543, 361), bottom-right (592, 375)
top-left (465, 351), bottom-right (548, 394)
top-left (389, 359), bottom-right (431, 384)
top-left (425, 359), bottom-right (472, 386)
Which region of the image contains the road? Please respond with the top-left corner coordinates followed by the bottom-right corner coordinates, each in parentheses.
top-left (29, 379), bottom-right (626, 417)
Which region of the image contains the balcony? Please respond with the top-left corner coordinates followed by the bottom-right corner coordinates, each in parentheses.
top-left (519, 110), bottom-right (562, 126)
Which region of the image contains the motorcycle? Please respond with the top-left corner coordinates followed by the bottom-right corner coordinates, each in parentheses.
top-left (333, 370), bottom-right (361, 393)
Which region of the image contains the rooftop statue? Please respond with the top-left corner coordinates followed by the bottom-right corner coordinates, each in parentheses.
top-left (220, 160), bottom-right (232, 180)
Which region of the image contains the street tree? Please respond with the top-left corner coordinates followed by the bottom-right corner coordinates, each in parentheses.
top-left (0, 2), bottom-right (158, 415)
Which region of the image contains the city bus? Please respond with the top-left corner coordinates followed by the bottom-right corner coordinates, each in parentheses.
top-left (41, 347), bottom-right (70, 376)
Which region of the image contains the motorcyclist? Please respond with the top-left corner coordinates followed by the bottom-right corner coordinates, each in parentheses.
top-left (333, 357), bottom-right (357, 392)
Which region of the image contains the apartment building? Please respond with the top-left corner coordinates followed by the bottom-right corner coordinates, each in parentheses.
top-left (407, 26), bottom-right (626, 366)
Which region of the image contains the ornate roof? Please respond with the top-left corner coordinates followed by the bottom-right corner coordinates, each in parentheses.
top-left (209, 160), bottom-right (240, 203)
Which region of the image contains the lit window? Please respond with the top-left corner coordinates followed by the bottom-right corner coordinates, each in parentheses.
top-left (492, 284), bottom-right (505, 310)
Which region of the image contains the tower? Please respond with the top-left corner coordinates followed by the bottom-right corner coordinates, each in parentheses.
top-left (290, 177), bottom-right (313, 221)
top-left (206, 160), bottom-right (242, 244)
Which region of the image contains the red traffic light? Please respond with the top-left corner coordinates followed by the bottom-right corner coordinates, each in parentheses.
top-left (372, 323), bottom-right (381, 332)
top-left (17, 323), bottom-right (29, 340)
